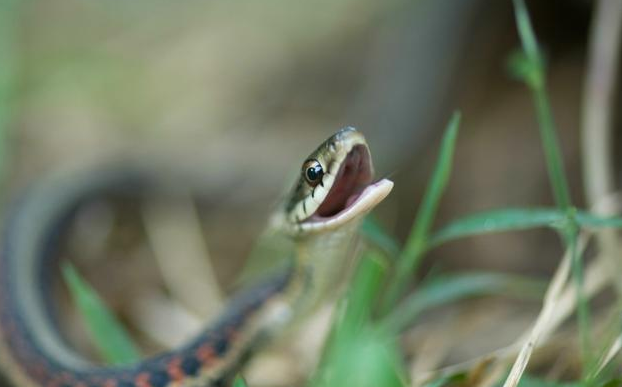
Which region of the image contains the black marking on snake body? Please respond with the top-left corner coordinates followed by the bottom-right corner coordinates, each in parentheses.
top-left (149, 370), bottom-right (171, 386)
top-left (302, 201), bottom-right (307, 215)
top-left (181, 357), bottom-right (201, 376)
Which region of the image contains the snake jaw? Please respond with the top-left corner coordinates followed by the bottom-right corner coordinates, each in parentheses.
top-left (314, 144), bottom-right (373, 218)
top-left (281, 128), bottom-right (393, 235)
top-left (304, 178), bottom-right (393, 232)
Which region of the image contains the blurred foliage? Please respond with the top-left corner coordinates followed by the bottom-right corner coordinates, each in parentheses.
top-left (430, 208), bottom-right (622, 247)
top-left (309, 251), bottom-right (407, 387)
top-left (382, 112), bottom-right (461, 312)
top-left (62, 263), bottom-right (141, 365)
top-left (233, 376), bottom-right (249, 387)
top-left (512, 0), bottom-right (590, 374)
top-left (26, 0), bottom-right (622, 386)
top-left (381, 272), bottom-right (546, 332)
top-left (0, 0), bottom-right (19, 182)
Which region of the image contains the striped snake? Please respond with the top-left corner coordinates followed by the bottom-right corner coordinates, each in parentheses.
top-left (0, 128), bottom-right (393, 386)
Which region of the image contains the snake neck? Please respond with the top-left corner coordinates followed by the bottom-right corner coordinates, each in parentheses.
top-left (284, 220), bottom-right (362, 321)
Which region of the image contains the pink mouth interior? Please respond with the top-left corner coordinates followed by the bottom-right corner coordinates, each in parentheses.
top-left (315, 145), bottom-right (373, 218)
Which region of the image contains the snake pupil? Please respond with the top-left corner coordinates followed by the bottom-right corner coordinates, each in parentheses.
top-left (303, 160), bottom-right (323, 186)
top-left (306, 168), bottom-right (318, 180)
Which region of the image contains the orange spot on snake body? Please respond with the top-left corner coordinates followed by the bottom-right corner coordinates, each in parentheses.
top-left (103, 378), bottom-right (118, 387)
top-left (167, 357), bottom-right (185, 382)
top-left (135, 372), bottom-right (153, 387)
top-left (196, 345), bottom-right (216, 365)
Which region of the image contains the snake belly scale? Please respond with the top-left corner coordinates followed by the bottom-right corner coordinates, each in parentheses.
top-left (0, 128), bottom-right (393, 387)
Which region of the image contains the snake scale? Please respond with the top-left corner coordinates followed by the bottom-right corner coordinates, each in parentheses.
top-left (0, 128), bottom-right (393, 386)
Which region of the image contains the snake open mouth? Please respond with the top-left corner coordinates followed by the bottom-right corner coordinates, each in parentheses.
top-left (309, 145), bottom-right (392, 226)
top-left (284, 128), bottom-right (393, 233)
top-left (316, 145), bottom-right (373, 217)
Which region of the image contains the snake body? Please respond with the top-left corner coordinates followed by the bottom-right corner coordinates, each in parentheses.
top-left (0, 128), bottom-right (393, 386)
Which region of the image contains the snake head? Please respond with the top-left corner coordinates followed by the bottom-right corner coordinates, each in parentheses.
top-left (276, 127), bottom-right (393, 235)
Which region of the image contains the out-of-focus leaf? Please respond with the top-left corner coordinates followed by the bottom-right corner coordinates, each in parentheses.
top-left (575, 212), bottom-right (622, 229)
top-left (517, 375), bottom-right (580, 387)
top-left (323, 251), bottom-right (387, 355)
top-left (422, 372), bottom-right (468, 387)
top-left (62, 263), bottom-right (140, 365)
top-left (598, 378), bottom-right (622, 387)
top-left (507, 49), bottom-right (542, 86)
top-left (233, 376), bottom-right (249, 387)
top-left (430, 208), bottom-right (622, 247)
top-left (382, 272), bottom-right (545, 332)
top-left (429, 208), bottom-right (565, 246)
top-left (513, 0), bottom-right (570, 209)
top-left (0, 0), bottom-right (20, 183)
top-left (235, 230), bottom-right (295, 287)
top-left (312, 327), bottom-right (406, 387)
top-left (310, 251), bottom-right (407, 387)
top-left (338, 251), bottom-right (387, 335)
top-left (361, 216), bottom-right (400, 258)
top-left (382, 111), bottom-right (461, 311)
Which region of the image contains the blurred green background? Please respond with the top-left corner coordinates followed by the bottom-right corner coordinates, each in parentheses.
top-left (3, 0), bottom-right (591, 270)
top-left (0, 0), bottom-right (604, 386)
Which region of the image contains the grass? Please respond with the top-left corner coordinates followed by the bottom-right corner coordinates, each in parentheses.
top-left (380, 111), bottom-right (461, 313)
top-left (50, 0), bottom-right (622, 386)
top-left (509, 0), bottom-right (590, 379)
top-left (61, 263), bottom-right (141, 365)
top-left (0, 0), bottom-right (19, 183)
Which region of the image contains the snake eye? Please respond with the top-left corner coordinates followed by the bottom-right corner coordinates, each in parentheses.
top-left (302, 159), bottom-right (324, 186)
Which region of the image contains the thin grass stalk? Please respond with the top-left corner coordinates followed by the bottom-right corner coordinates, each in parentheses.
top-left (512, 0), bottom-right (591, 372)
top-left (512, 0), bottom-right (571, 209)
top-left (567, 226), bottom-right (592, 374)
top-left (381, 112), bottom-right (460, 313)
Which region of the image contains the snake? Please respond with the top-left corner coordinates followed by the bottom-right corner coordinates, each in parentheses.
top-left (0, 127), bottom-right (393, 387)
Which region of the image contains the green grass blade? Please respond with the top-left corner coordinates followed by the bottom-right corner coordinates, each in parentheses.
top-left (517, 375), bottom-right (581, 387)
top-left (512, 1), bottom-right (542, 77)
top-left (381, 272), bottom-right (546, 332)
top-left (585, 302), bottom-right (622, 383)
top-left (512, 0), bottom-right (590, 374)
top-left (62, 263), bottom-right (141, 365)
top-left (343, 251), bottom-right (387, 325)
top-left (329, 250), bottom-right (387, 345)
top-left (566, 226), bottom-right (592, 372)
top-left (429, 207), bottom-right (622, 245)
top-left (430, 208), bottom-right (566, 246)
top-left (597, 379), bottom-right (622, 387)
top-left (512, 0), bottom-right (571, 209)
top-left (360, 216), bottom-right (400, 258)
top-left (575, 212), bottom-right (622, 228)
top-left (233, 376), bottom-right (249, 387)
top-left (381, 111), bottom-right (461, 312)
top-left (310, 251), bottom-right (407, 387)
top-left (587, 335), bottom-right (622, 382)
top-left (312, 327), bottom-right (407, 387)
top-left (421, 374), bottom-right (468, 387)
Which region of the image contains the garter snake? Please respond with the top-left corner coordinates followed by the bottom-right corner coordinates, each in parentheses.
top-left (0, 128), bottom-right (393, 387)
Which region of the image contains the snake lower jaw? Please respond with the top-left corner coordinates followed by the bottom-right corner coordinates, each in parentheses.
top-left (300, 178), bottom-right (393, 233)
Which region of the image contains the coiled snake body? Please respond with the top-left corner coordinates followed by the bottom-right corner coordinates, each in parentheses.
top-left (0, 128), bottom-right (393, 386)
